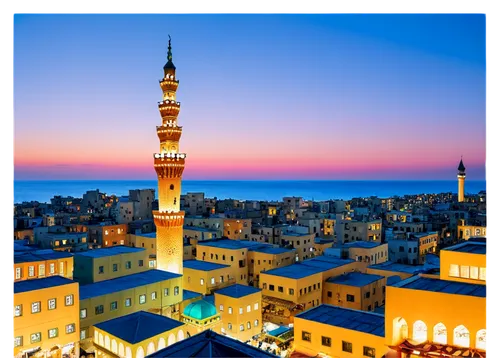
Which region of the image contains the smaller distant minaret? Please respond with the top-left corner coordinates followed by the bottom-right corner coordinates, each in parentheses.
top-left (457, 157), bottom-right (466, 202)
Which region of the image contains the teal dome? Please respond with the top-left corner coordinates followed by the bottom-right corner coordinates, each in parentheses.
top-left (183, 300), bottom-right (217, 320)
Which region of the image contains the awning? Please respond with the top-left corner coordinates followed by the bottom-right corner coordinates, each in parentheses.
top-left (389, 340), bottom-right (486, 357)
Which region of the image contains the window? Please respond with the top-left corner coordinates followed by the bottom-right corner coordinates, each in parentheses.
top-left (80, 309), bottom-right (87, 319)
top-left (31, 332), bottom-right (41, 343)
top-left (288, 288), bottom-right (294, 295)
top-left (14, 305), bottom-right (22, 317)
top-left (151, 292), bottom-right (157, 300)
top-left (80, 330), bottom-right (86, 340)
top-left (228, 307), bottom-right (233, 314)
top-left (449, 264), bottom-right (459, 277)
top-left (228, 323), bottom-right (232, 330)
top-left (149, 260), bottom-right (155, 268)
top-left (65, 294), bottom-right (74, 306)
top-left (342, 341), bottom-right (353, 353)
top-left (240, 324), bottom-right (244, 331)
top-left (368, 305), bottom-right (372, 311)
top-left (174, 286), bottom-right (179, 295)
top-left (220, 275), bottom-right (224, 283)
top-left (48, 328), bottom-right (58, 338)
top-left (211, 277), bottom-right (215, 285)
top-left (15, 267), bottom-right (22, 279)
top-left (365, 292), bottom-right (370, 299)
top-left (50, 263), bottom-right (55, 274)
top-left (470, 266), bottom-right (479, 279)
top-left (247, 305), bottom-right (251, 312)
top-left (110, 301), bottom-right (118, 311)
top-left (164, 288), bottom-right (170, 296)
top-left (346, 294), bottom-right (355, 302)
top-left (125, 298), bottom-right (131, 307)
top-left (302, 331), bottom-right (311, 342)
top-left (98, 266), bottom-right (104, 274)
top-left (39, 264), bottom-right (45, 277)
top-left (139, 294), bottom-right (146, 304)
top-left (15, 336), bottom-right (22, 347)
top-left (363, 346), bottom-right (376, 357)
top-left (327, 291), bottom-right (332, 298)
top-left (113, 263), bottom-right (118, 272)
top-left (48, 298), bottom-right (56, 310)
top-left (32, 302), bottom-right (41, 314)
top-left (254, 303), bottom-right (259, 310)
top-left (66, 324), bottom-right (75, 334)
top-left (126, 261), bottom-right (132, 269)
top-left (60, 262), bottom-right (64, 275)
top-left (321, 336), bottom-right (331, 347)
top-left (247, 321), bottom-right (251, 329)
top-left (263, 283), bottom-right (267, 290)
top-left (460, 265), bottom-right (470, 279)
top-left (479, 267), bottom-right (486, 280)
top-left (269, 285), bottom-right (275, 291)
top-left (278, 286), bottom-right (284, 293)
top-left (139, 260), bottom-right (144, 267)
top-left (95, 305), bottom-right (104, 315)
top-left (220, 305), bottom-right (224, 311)
top-left (239, 307), bottom-right (243, 314)
top-left (28, 266), bottom-right (35, 277)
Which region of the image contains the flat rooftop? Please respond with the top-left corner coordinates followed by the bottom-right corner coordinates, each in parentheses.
top-left (368, 261), bottom-right (427, 274)
top-left (94, 311), bottom-right (183, 344)
top-left (197, 239), bottom-right (269, 250)
top-left (296, 304), bottom-right (385, 337)
top-left (342, 241), bottom-right (385, 249)
top-left (184, 226), bottom-right (219, 233)
top-left (214, 284), bottom-right (261, 298)
top-left (391, 275), bottom-right (486, 298)
top-left (183, 260), bottom-right (231, 271)
top-left (301, 256), bottom-right (355, 271)
top-left (442, 241), bottom-right (486, 255)
top-left (282, 232), bottom-right (311, 237)
top-left (14, 249), bottom-right (73, 264)
top-left (327, 272), bottom-right (385, 287)
top-left (135, 232), bottom-right (156, 239)
top-left (183, 290), bottom-right (202, 301)
top-left (80, 269), bottom-right (181, 300)
top-left (15, 276), bottom-right (76, 294)
top-left (262, 264), bottom-right (324, 279)
top-left (248, 246), bottom-right (294, 255)
top-left (75, 246), bottom-right (145, 258)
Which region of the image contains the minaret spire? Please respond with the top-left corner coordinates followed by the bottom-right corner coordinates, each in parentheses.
top-left (164, 35), bottom-right (176, 74)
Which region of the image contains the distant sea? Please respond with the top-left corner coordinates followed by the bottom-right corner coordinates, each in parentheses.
top-left (13, 180), bottom-right (486, 204)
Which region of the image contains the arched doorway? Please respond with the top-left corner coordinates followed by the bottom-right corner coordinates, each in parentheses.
top-left (433, 323), bottom-right (447, 344)
top-left (453, 325), bottom-right (470, 348)
top-left (412, 320), bottom-right (427, 343)
top-left (393, 317), bottom-right (408, 343)
top-left (476, 329), bottom-right (486, 350)
top-left (168, 333), bottom-right (176, 346)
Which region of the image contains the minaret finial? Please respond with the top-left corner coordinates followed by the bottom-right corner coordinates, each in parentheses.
top-left (167, 35), bottom-right (172, 62)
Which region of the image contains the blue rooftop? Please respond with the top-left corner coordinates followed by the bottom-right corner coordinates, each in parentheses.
top-left (80, 270), bottom-right (181, 300)
top-left (267, 326), bottom-right (291, 337)
top-left (283, 232), bottom-right (310, 237)
top-left (248, 246), bottom-right (294, 255)
top-left (15, 276), bottom-right (76, 294)
top-left (183, 289), bottom-right (202, 301)
top-left (327, 272), bottom-right (385, 287)
top-left (368, 261), bottom-right (427, 274)
top-left (95, 311), bottom-right (183, 344)
top-left (184, 226), bottom-right (218, 233)
top-left (296, 305), bottom-right (385, 337)
top-left (391, 275), bottom-right (486, 297)
top-left (301, 256), bottom-right (355, 271)
top-left (263, 264), bottom-right (324, 279)
top-left (183, 260), bottom-right (230, 271)
top-left (197, 239), bottom-right (271, 250)
top-left (135, 232), bottom-right (157, 239)
top-left (343, 241), bottom-right (385, 249)
top-left (214, 284), bottom-right (261, 298)
top-left (75, 246), bottom-right (145, 258)
top-left (443, 242), bottom-right (486, 255)
top-left (14, 249), bottom-right (73, 264)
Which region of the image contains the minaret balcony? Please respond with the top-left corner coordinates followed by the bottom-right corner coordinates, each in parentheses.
top-left (157, 126), bottom-right (182, 142)
top-left (160, 78), bottom-right (179, 92)
top-left (154, 153), bottom-right (186, 178)
top-left (153, 210), bottom-right (185, 228)
top-left (158, 100), bottom-right (180, 117)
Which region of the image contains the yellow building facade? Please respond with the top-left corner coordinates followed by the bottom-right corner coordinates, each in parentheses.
top-left (14, 250), bottom-right (74, 282)
top-left (14, 276), bottom-right (80, 358)
top-left (293, 305), bottom-right (387, 358)
top-left (440, 241), bottom-right (486, 285)
top-left (183, 260), bottom-right (235, 295)
top-left (457, 225), bottom-right (486, 240)
top-left (214, 284), bottom-right (262, 342)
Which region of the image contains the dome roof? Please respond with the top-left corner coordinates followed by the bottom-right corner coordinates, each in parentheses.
top-left (183, 300), bottom-right (217, 320)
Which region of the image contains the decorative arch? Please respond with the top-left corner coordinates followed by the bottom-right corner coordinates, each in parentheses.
top-left (433, 323), bottom-right (447, 344)
top-left (118, 342), bottom-right (125, 356)
top-left (98, 332), bottom-right (104, 347)
top-left (111, 339), bottom-right (118, 354)
top-left (454, 325), bottom-right (470, 348)
top-left (412, 320), bottom-right (428, 343)
top-left (147, 342), bottom-right (155, 355)
top-left (168, 333), bottom-right (176, 346)
top-left (158, 337), bottom-right (166, 350)
top-left (104, 335), bottom-right (111, 350)
top-left (136, 346), bottom-right (145, 358)
top-left (393, 317), bottom-right (408, 343)
top-left (476, 329), bottom-right (486, 350)
top-left (177, 330), bottom-right (184, 341)
top-left (125, 346), bottom-right (132, 358)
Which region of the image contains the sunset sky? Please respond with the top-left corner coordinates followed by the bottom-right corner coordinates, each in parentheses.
top-left (14, 14), bottom-right (486, 180)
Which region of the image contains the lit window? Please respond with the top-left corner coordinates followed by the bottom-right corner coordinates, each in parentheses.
top-left (246, 305), bottom-right (251, 312)
top-left (228, 323), bottom-right (232, 330)
top-left (247, 321), bottom-right (251, 329)
top-left (31, 333), bottom-right (41, 343)
top-left (200, 279), bottom-right (204, 286)
top-left (14, 305), bottom-right (22, 317)
top-left (65, 295), bottom-right (74, 306)
top-left (149, 260), bottom-right (155, 268)
top-left (139, 294), bottom-right (146, 304)
top-left (254, 319), bottom-right (259, 327)
top-left (60, 262), bottom-right (64, 275)
top-left (125, 298), bottom-right (131, 307)
top-left (174, 286), bottom-right (179, 295)
top-left (254, 303), bottom-right (259, 310)
top-left (80, 330), bottom-right (86, 340)
top-left (240, 324), bottom-right (244, 332)
top-left (48, 298), bottom-right (56, 310)
top-left (449, 264), bottom-right (459, 277)
top-left (32, 302), bottom-right (41, 314)
top-left (302, 331), bottom-right (311, 342)
top-left (48, 328), bottom-right (58, 338)
top-left (39, 264), bottom-right (45, 277)
top-left (110, 301), bottom-right (118, 311)
top-left (210, 277), bottom-right (215, 284)
top-left (460, 265), bottom-right (470, 279)
top-left (479, 267), bottom-right (486, 280)
top-left (239, 307), bottom-right (243, 314)
top-left (80, 309), bottom-right (87, 319)
top-left (125, 261), bottom-right (132, 269)
top-left (151, 292), bottom-right (157, 300)
top-left (470, 266), bottom-right (479, 280)
top-left (164, 288), bottom-right (169, 296)
top-left (15, 267), bottom-right (22, 279)
top-left (228, 307), bottom-right (233, 314)
top-left (105, 230), bottom-right (109, 235)
top-left (14, 336), bottom-right (22, 347)
top-left (50, 263), bottom-right (55, 274)
top-left (28, 266), bottom-right (35, 277)
top-left (219, 305), bottom-right (224, 311)
top-left (66, 324), bottom-right (75, 334)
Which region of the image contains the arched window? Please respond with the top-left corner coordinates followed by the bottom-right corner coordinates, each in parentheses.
top-left (433, 323), bottom-right (447, 344)
top-left (393, 317), bottom-right (408, 343)
top-left (454, 325), bottom-right (470, 348)
top-left (118, 343), bottom-right (125, 356)
top-left (168, 333), bottom-right (176, 346)
top-left (476, 329), bottom-right (486, 350)
top-left (136, 346), bottom-right (145, 358)
top-left (158, 337), bottom-right (166, 350)
top-left (125, 347), bottom-right (132, 358)
top-left (147, 342), bottom-right (155, 355)
top-left (413, 320), bottom-right (427, 343)
top-left (98, 332), bottom-right (104, 347)
top-left (111, 339), bottom-right (118, 354)
top-left (247, 321), bottom-right (251, 329)
top-left (177, 330), bottom-right (184, 341)
top-left (104, 335), bottom-right (111, 350)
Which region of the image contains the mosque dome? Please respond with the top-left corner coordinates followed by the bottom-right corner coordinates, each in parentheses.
top-left (183, 300), bottom-right (217, 320)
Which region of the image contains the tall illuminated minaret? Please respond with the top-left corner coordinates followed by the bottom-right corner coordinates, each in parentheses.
top-left (457, 157), bottom-right (466, 203)
top-left (153, 36), bottom-right (186, 274)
